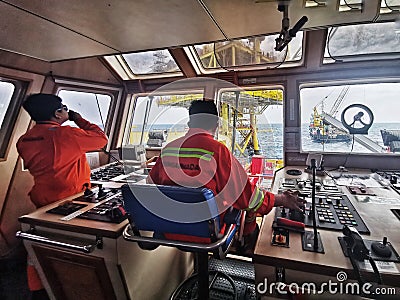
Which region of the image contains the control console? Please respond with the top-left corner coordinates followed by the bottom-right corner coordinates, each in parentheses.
top-left (274, 178), bottom-right (370, 234)
top-left (46, 189), bottom-right (127, 224)
top-left (91, 162), bottom-right (147, 183)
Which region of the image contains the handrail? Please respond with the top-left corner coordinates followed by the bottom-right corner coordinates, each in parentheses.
top-left (16, 230), bottom-right (101, 254)
top-left (122, 223), bottom-right (237, 252)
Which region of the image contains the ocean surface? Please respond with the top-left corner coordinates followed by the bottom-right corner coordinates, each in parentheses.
top-left (259, 123), bottom-right (400, 159)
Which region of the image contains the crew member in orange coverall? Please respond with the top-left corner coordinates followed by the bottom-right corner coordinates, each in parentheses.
top-left (148, 100), bottom-right (305, 248)
top-left (17, 93), bottom-right (108, 299)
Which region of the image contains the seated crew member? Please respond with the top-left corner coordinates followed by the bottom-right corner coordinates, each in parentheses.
top-left (17, 93), bottom-right (108, 298)
top-left (147, 100), bottom-right (304, 248)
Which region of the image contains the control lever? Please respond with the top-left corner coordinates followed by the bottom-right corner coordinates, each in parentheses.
top-left (371, 237), bottom-right (392, 258)
top-left (276, 217), bottom-right (305, 230)
top-left (83, 183), bottom-right (96, 202)
top-left (97, 184), bottom-right (108, 200)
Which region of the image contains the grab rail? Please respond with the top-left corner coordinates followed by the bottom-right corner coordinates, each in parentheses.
top-left (16, 230), bottom-right (102, 253)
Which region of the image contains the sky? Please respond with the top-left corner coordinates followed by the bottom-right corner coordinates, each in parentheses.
top-left (300, 82), bottom-right (400, 124)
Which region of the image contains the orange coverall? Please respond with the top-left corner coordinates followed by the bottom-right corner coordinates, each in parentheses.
top-left (17, 117), bottom-right (108, 208)
top-left (148, 128), bottom-right (275, 235)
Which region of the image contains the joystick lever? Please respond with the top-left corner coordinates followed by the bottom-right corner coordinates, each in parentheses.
top-left (83, 183), bottom-right (93, 195)
top-left (97, 184), bottom-right (107, 199)
top-left (371, 236), bottom-right (392, 258)
top-left (83, 183), bottom-right (96, 202)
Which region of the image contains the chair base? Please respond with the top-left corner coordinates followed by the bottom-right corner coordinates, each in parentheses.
top-left (170, 270), bottom-right (237, 300)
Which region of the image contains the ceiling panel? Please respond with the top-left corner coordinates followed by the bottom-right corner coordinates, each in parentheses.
top-left (0, 2), bottom-right (116, 61)
top-left (4, 0), bottom-right (225, 55)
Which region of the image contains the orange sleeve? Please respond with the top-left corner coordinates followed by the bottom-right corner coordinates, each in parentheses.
top-left (215, 146), bottom-right (275, 215)
top-left (68, 117), bottom-right (108, 152)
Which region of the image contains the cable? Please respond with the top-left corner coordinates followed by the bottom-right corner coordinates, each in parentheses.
top-left (342, 0), bottom-right (361, 10)
top-left (347, 242), bottom-right (383, 285)
top-left (95, 94), bottom-right (105, 130)
top-left (322, 134), bottom-right (354, 180)
top-left (268, 45), bottom-right (289, 69)
top-left (101, 148), bottom-right (124, 166)
top-left (310, 0), bottom-right (324, 6)
top-left (368, 256), bottom-right (383, 285)
top-left (341, 134), bottom-right (355, 169)
top-left (326, 27), bottom-right (343, 63)
top-left (384, 0), bottom-right (400, 12)
top-left (213, 41), bottom-right (235, 72)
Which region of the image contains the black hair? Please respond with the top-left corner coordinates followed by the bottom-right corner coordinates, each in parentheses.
top-left (188, 100), bottom-right (219, 130)
top-left (22, 93), bottom-right (63, 122)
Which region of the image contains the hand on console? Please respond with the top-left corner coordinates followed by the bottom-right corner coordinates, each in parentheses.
top-left (274, 190), bottom-right (306, 212)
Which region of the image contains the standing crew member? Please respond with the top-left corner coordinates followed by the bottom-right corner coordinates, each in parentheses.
top-left (17, 93), bottom-right (108, 298)
top-left (148, 100), bottom-right (304, 249)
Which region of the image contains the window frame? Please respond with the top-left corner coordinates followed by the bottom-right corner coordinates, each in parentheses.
top-left (323, 22), bottom-right (400, 64)
top-left (299, 78), bottom-right (400, 157)
top-left (54, 79), bottom-right (123, 150)
top-left (216, 85), bottom-right (285, 162)
top-left (0, 78), bottom-right (27, 160)
top-left (123, 90), bottom-right (204, 147)
top-left (184, 32), bottom-right (306, 74)
top-left (104, 50), bottom-right (183, 80)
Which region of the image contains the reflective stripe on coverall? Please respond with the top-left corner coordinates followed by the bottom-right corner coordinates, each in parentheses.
top-left (148, 128), bottom-right (275, 236)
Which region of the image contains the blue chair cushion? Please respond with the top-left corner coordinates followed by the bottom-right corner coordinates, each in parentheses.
top-left (122, 184), bottom-right (221, 238)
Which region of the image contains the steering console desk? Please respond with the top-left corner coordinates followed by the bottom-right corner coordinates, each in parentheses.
top-left (254, 167), bottom-right (400, 298)
top-left (17, 165), bottom-right (193, 300)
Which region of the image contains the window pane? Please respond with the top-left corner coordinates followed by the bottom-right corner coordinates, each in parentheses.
top-left (58, 90), bottom-right (111, 130)
top-left (0, 82), bottom-right (15, 129)
top-left (122, 50), bottom-right (181, 75)
top-left (324, 22), bottom-right (400, 59)
top-left (219, 89), bottom-right (284, 174)
top-left (194, 33), bottom-right (303, 69)
top-left (380, 0), bottom-right (400, 14)
top-left (338, 0), bottom-right (362, 11)
top-left (125, 94), bottom-right (203, 147)
top-left (300, 82), bottom-right (400, 155)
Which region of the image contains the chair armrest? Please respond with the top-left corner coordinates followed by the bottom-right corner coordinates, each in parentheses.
top-left (123, 223), bottom-right (238, 252)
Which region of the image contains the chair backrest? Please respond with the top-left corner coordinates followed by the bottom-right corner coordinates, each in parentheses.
top-left (121, 184), bottom-right (221, 238)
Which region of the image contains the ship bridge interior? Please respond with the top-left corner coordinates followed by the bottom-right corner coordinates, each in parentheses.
top-left (0, 1), bottom-right (400, 299)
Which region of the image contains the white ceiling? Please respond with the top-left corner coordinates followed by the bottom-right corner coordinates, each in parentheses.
top-left (0, 0), bottom-right (396, 62)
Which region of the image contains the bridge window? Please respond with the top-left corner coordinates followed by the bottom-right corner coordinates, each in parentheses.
top-left (0, 80), bottom-right (23, 159)
top-left (187, 32), bottom-right (303, 73)
top-left (124, 93), bottom-right (202, 147)
top-left (218, 88), bottom-right (284, 176)
top-left (104, 50), bottom-right (182, 79)
top-left (57, 90), bottom-right (112, 131)
top-left (324, 22), bottom-right (400, 63)
top-left (300, 81), bottom-right (400, 155)
top-left (380, 0), bottom-right (400, 14)
top-left (338, 0), bottom-right (362, 12)
top-left (0, 82), bottom-right (14, 127)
